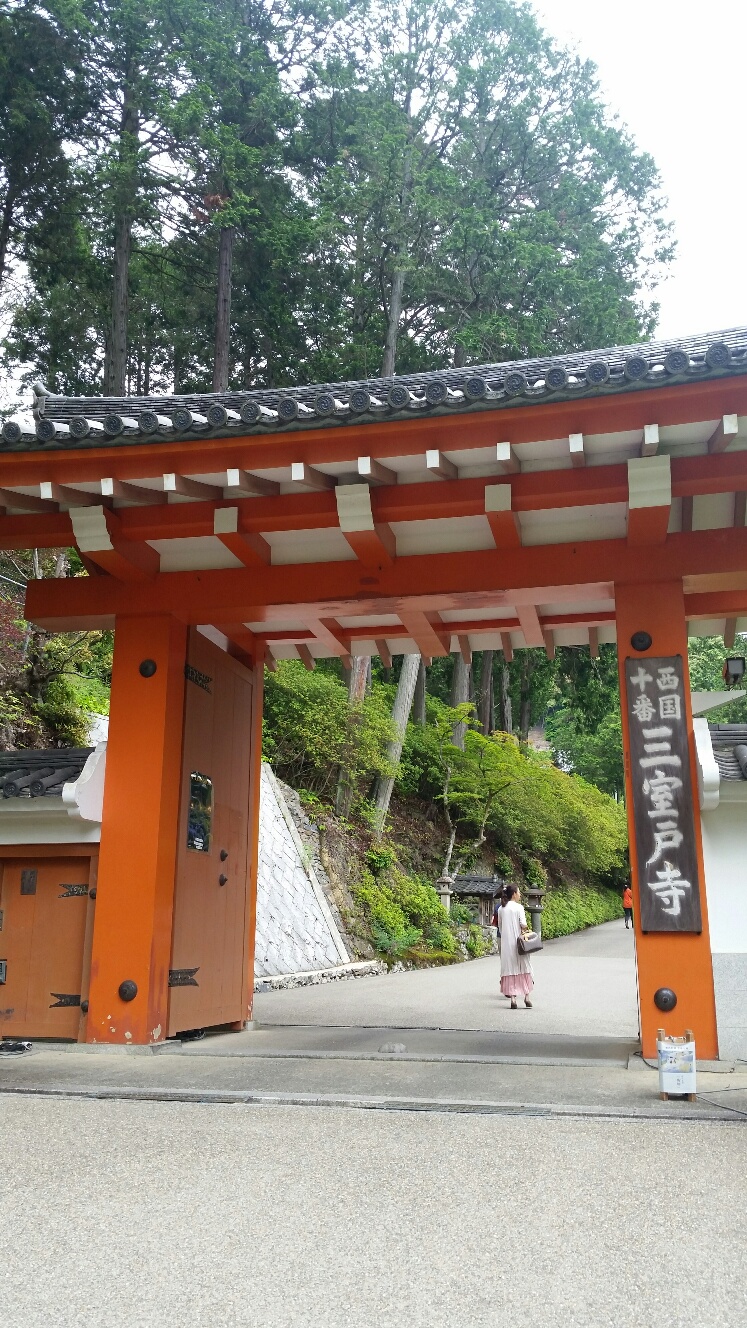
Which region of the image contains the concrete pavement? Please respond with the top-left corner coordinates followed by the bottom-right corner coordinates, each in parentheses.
top-left (1, 1095), bottom-right (745, 1327)
top-left (253, 917), bottom-right (639, 1038)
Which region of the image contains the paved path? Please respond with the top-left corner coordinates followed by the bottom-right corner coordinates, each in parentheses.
top-left (254, 918), bottom-right (639, 1040)
top-left (1, 1095), bottom-right (744, 1327)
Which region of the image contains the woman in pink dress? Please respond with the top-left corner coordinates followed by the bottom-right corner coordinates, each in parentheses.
top-left (499, 883), bottom-right (534, 1010)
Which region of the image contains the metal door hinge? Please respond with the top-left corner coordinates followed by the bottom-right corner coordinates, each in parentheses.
top-left (49, 992), bottom-right (81, 1007)
top-left (0, 959), bottom-right (7, 983)
top-left (168, 968), bottom-right (200, 987)
top-left (58, 883), bottom-right (89, 898)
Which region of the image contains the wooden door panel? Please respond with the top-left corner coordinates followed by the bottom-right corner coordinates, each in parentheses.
top-left (169, 632), bottom-right (253, 1035)
top-left (0, 858), bottom-right (90, 1039)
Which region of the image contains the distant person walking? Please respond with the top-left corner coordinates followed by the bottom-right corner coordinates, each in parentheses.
top-left (499, 883), bottom-right (534, 1010)
top-left (623, 884), bottom-right (633, 930)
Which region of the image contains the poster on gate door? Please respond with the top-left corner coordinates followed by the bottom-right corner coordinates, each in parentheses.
top-left (624, 655), bottom-right (702, 933)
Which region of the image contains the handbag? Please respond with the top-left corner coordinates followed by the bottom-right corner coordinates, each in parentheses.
top-left (517, 930), bottom-right (542, 954)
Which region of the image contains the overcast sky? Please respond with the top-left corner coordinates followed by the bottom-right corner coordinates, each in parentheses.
top-left (535, 0), bottom-right (746, 341)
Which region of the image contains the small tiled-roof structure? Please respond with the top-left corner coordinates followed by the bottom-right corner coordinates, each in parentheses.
top-left (2, 327), bottom-right (747, 451)
top-left (708, 725), bottom-right (747, 781)
top-left (0, 749), bottom-right (93, 798)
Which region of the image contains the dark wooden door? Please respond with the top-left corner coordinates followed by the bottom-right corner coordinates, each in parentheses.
top-left (168, 632), bottom-right (253, 1035)
top-left (0, 855), bottom-right (93, 1039)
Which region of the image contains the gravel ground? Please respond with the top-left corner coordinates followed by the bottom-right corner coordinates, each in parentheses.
top-left (1, 1094), bottom-right (745, 1327)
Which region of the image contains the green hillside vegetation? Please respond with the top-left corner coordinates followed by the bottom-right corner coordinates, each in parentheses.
top-left (264, 659), bottom-right (629, 961)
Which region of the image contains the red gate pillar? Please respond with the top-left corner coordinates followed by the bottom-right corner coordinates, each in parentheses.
top-left (615, 581), bottom-right (718, 1059)
top-left (85, 615), bottom-right (187, 1044)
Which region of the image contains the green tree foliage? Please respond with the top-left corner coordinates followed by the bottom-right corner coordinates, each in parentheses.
top-left (3, 0), bottom-right (671, 391)
top-left (0, 0), bottom-right (91, 292)
top-left (262, 659), bottom-right (395, 801)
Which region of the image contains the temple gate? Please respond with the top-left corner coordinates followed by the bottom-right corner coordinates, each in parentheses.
top-left (2, 328), bottom-right (747, 1056)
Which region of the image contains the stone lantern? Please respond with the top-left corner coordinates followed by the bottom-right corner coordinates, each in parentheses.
top-left (436, 875), bottom-right (454, 913)
top-left (524, 885), bottom-right (546, 938)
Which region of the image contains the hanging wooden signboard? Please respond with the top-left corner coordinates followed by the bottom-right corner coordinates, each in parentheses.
top-left (624, 655), bottom-right (702, 933)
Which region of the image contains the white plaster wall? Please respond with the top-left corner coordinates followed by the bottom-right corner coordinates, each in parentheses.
top-left (700, 785), bottom-right (747, 1060)
top-left (700, 791), bottom-right (747, 954)
top-left (254, 764), bottom-right (350, 977)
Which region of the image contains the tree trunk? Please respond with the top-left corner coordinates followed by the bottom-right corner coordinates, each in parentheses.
top-left (0, 190), bottom-right (16, 294)
top-left (499, 656), bottom-right (512, 734)
top-left (381, 268), bottom-right (405, 377)
top-left (371, 652), bottom-right (420, 833)
top-left (413, 657), bottom-right (426, 724)
top-left (450, 652), bottom-right (471, 749)
top-left (213, 224), bottom-right (234, 391)
top-left (519, 653), bottom-right (533, 743)
top-left (104, 77), bottom-right (139, 397)
top-left (478, 650), bottom-right (493, 735)
top-left (335, 656), bottom-right (369, 816)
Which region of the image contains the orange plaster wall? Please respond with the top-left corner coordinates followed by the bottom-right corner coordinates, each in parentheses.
top-left (615, 581), bottom-right (718, 1060)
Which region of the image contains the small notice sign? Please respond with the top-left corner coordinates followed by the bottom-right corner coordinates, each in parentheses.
top-left (657, 1036), bottom-right (696, 1096)
top-left (624, 655), bottom-right (702, 933)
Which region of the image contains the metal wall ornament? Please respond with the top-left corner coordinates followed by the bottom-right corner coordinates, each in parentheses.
top-left (624, 655), bottom-right (702, 933)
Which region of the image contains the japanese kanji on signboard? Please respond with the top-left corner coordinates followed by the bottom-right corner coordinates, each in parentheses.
top-left (624, 655), bottom-right (702, 933)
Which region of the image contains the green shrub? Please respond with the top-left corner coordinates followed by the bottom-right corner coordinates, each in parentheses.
top-left (494, 851), bottom-right (513, 878)
top-left (367, 843), bottom-right (397, 877)
top-left (450, 901), bottom-right (475, 925)
top-left (465, 925), bottom-right (488, 958)
top-left (522, 857), bottom-right (547, 889)
top-left (36, 677), bottom-right (90, 747)
top-left (542, 884), bottom-right (623, 939)
top-left (427, 921), bottom-right (458, 955)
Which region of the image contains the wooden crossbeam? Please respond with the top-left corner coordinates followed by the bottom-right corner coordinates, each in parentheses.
top-left (296, 643), bottom-right (316, 670)
top-left (627, 455), bottom-right (672, 546)
top-left (214, 508), bottom-right (271, 567)
top-left (224, 468), bottom-right (280, 499)
top-left (290, 462), bottom-right (335, 491)
top-left (516, 603), bottom-right (544, 647)
top-left (101, 478), bottom-right (163, 506)
top-left (163, 473), bottom-right (222, 501)
top-left (40, 481), bottom-right (102, 508)
top-left (641, 424), bottom-right (659, 457)
top-left (485, 483), bottom-right (521, 548)
top-left (69, 506), bottom-right (159, 581)
top-left (0, 486), bottom-right (57, 514)
top-left (496, 442), bottom-right (521, 474)
top-left (214, 622), bottom-right (256, 668)
top-left (399, 610), bottom-right (449, 658)
top-left (313, 617), bottom-right (353, 667)
top-left (708, 414), bottom-right (739, 454)
top-left (375, 639), bottom-right (393, 668)
top-left (569, 433), bottom-right (585, 468)
top-left (336, 483), bottom-right (395, 568)
top-left (425, 450), bottom-right (458, 481)
top-left (358, 456), bottom-right (396, 486)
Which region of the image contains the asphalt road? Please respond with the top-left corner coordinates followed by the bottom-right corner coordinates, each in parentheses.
top-left (254, 917), bottom-right (639, 1039)
top-left (1, 1094), bottom-right (744, 1327)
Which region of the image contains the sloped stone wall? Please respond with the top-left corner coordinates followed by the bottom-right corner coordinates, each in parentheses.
top-left (255, 764), bottom-right (351, 977)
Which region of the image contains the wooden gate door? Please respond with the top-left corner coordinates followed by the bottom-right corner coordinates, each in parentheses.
top-left (168, 631), bottom-right (253, 1036)
top-left (0, 853), bottom-right (94, 1039)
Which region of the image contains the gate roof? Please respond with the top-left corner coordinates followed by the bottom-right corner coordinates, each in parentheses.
top-left (3, 326), bottom-right (747, 661)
